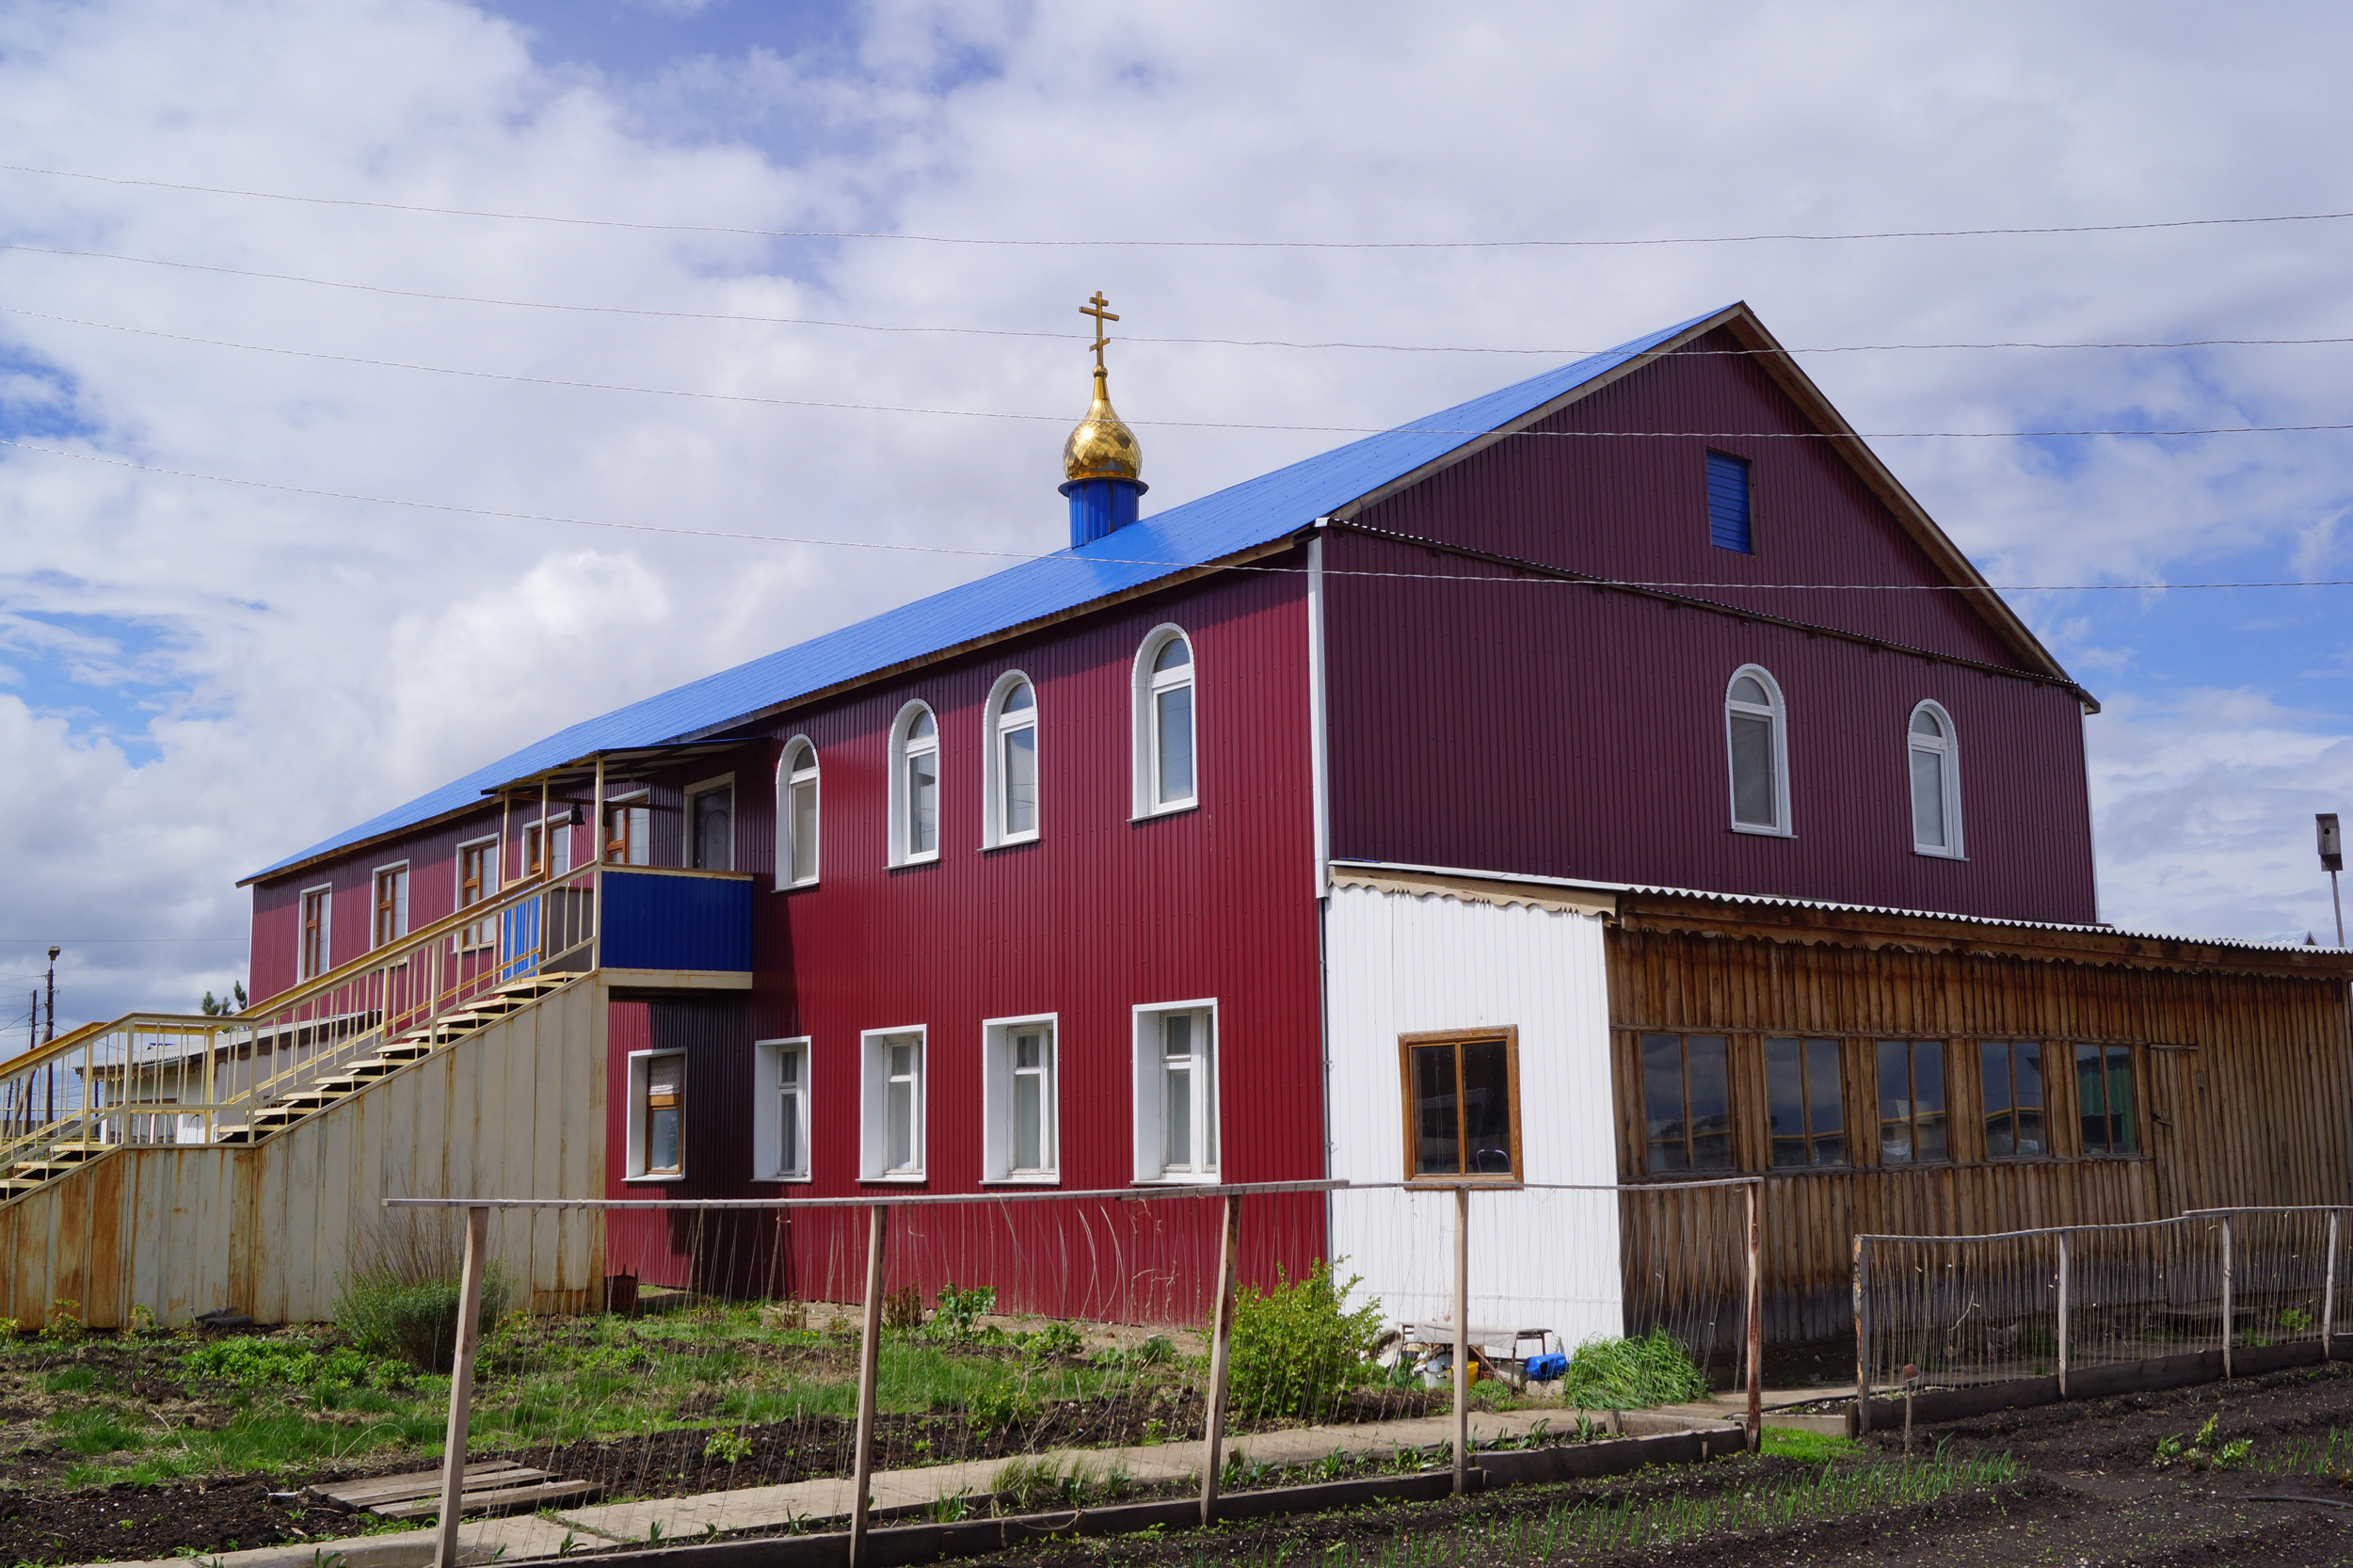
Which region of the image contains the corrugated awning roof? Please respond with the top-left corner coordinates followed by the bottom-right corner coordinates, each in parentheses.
top-left (244, 308), bottom-right (1725, 884)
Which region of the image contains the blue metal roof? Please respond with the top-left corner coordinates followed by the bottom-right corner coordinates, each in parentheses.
top-left (248, 307), bottom-right (1727, 881)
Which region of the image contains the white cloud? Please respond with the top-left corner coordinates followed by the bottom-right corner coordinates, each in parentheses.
top-left (5, 0), bottom-right (2353, 1025)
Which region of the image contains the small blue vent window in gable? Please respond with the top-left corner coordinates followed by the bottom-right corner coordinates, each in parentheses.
top-left (1706, 452), bottom-right (1753, 553)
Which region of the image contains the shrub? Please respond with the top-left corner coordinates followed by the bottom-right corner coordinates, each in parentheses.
top-left (1556, 1328), bottom-right (1709, 1409)
top-left (964, 1377), bottom-right (1041, 1431)
top-left (882, 1285), bottom-right (925, 1333)
top-left (333, 1213), bottom-right (512, 1373)
top-left (1225, 1261), bottom-right (1386, 1422)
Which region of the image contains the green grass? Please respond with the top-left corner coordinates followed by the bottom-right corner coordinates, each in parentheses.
top-left (1554, 1328), bottom-right (1710, 1410)
top-left (1760, 1425), bottom-right (1867, 1462)
top-left (50, 1408), bottom-right (149, 1456)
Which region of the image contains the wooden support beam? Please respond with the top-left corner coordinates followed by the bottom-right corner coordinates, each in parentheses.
top-left (433, 1206), bottom-right (489, 1568)
top-left (1199, 1192), bottom-right (1241, 1527)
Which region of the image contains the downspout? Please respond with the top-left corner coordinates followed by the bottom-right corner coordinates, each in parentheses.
top-left (1307, 525), bottom-right (1337, 1252)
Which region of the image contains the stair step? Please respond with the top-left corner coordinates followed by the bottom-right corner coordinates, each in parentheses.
top-left (281, 1081), bottom-right (359, 1110)
top-left (0, 1177), bottom-right (46, 1197)
top-left (49, 1142), bottom-right (109, 1158)
top-left (349, 1058), bottom-right (401, 1079)
top-left (10, 1160), bottom-right (84, 1180)
top-left (377, 1038), bottom-right (433, 1060)
top-left (490, 977), bottom-right (564, 1000)
top-left (461, 996), bottom-right (525, 1016)
top-left (212, 1125), bottom-right (256, 1144)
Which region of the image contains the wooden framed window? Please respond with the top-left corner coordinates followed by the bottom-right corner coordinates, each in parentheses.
top-left (1877, 1040), bottom-right (1949, 1164)
top-left (1401, 1029), bottom-right (1521, 1183)
top-left (522, 812), bottom-right (572, 880)
top-left (1980, 1041), bottom-right (2047, 1159)
top-left (2075, 1044), bottom-right (2139, 1155)
top-left (1765, 1036), bottom-right (1846, 1168)
top-left (631, 1049), bottom-right (687, 1172)
top-left (299, 885), bottom-right (332, 980)
top-left (372, 863), bottom-right (409, 950)
top-left (604, 796), bottom-right (650, 865)
top-left (1641, 1032), bottom-right (1732, 1173)
top-left (456, 837), bottom-right (497, 951)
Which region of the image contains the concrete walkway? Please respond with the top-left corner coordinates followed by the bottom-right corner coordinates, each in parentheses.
top-left (108, 1402), bottom-right (1734, 1568)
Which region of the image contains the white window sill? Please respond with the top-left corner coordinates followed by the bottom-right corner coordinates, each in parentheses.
top-left (624, 1173), bottom-right (687, 1184)
top-left (774, 878), bottom-right (820, 893)
top-left (1912, 846), bottom-right (1967, 860)
top-left (756, 1173), bottom-right (812, 1184)
top-left (859, 1172), bottom-right (928, 1184)
top-left (1730, 822), bottom-right (1793, 839)
top-left (983, 1174), bottom-right (1061, 1187)
top-left (1130, 802), bottom-right (1200, 824)
top-left (889, 854), bottom-right (941, 869)
top-left (982, 834), bottom-right (1042, 853)
top-left (1135, 1171), bottom-right (1221, 1187)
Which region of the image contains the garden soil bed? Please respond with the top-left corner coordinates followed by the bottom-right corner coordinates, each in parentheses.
top-left (20, 1367), bottom-right (2353, 1565)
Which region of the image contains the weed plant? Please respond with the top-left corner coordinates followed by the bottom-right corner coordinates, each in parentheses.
top-left (1227, 1263), bottom-right (1385, 1422)
top-left (1553, 1328), bottom-right (1708, 1410)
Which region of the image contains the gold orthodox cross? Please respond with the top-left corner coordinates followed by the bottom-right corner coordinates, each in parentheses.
top-left (1080, 291), bottom-right (1119, 370)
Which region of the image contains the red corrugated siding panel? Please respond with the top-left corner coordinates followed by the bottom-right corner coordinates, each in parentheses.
top-left (1325, 530), bottom-right (2097, 923)
top-left (1354, 326), bottom-right (2037, 674)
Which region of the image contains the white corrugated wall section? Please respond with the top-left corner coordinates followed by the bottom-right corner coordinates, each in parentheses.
top-left (1323, 882), bottom-right (1622, 1344)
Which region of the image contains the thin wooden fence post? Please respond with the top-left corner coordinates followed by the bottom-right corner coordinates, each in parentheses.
top-left (2220, 1215), bottom-right (2234, 1379)
top-left (2325, 1210), bottom-right (2340, 1357)
top-left (1199, 1192), bottom-right (1242, 1528)
top-left (2056, 1230), bottom-right (2071, 1399)
top-left (1852, 1235), bottom-right (1870, 1436)
top-left (1743, 1181), bottom-right (1762, 1452)
top-left (850, 1206), bottom-right (888, 1568)
top-left (433, 1206), bottom-right (489, 1568)
top-left (1453, 1184), bottom-right (1470, 1496)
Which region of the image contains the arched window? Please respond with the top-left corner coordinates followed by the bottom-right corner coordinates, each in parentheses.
top-left (776, 737), bottom-right (819, 888)
top-left (1133, 627), bottom-right (1197, 815)
top-left (984, 673), bottom-right (1040, 846)
top-left (889, 704), bottom-right (939, 865)
top-left (1724, 665), bottom-right (1790, 836)
top-left (1908, 701), bottom-right (1962, 856)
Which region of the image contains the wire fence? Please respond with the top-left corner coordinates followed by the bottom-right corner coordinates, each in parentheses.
top-left (1855, 1206), bottom-right (2347, 1422)
top-left (381, 1177), bottom-right (1761, 1567)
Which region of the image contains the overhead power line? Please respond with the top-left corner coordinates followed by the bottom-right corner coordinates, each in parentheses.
top-left (8, 304), bottom-right (2350, 440)
top-left (4, 434), bottom-right (2348, 595)
top-left (7, 162), bottom-right (2353, 249)
top-left (7, 241), bottom-right (2353, 357)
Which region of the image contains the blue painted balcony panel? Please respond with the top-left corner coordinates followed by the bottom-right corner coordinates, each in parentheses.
top-left (599, 872), bottom-right (754, 974)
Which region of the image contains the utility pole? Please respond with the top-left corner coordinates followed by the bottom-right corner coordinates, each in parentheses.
top-left (2322, 815), bottom-right (2345, 949)
top-left (43, 945), bottom-right (60, 1044)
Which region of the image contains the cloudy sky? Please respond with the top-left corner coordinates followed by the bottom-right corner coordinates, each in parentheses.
top-left (2, 0), bottom-right (2350, 1035)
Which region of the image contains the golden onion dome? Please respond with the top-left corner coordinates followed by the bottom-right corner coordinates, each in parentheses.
top-left (1062, 366), bottom-right (1143, 485)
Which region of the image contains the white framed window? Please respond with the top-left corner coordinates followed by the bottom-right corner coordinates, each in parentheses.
top-left (776, 738), bottom-right (820, 888)
top-left (685, 774), bottom-right (736, 872)
top-left (1724, 664), bottom-right (1792, 837)
top-left (522, 811), bottom-right (573, 880)
top-left (888, 703), bottom-right (940, 865)
top-left (1132, 626), bottom-right (1197, 817)
top-left (299, 884), bottom-right (333, 980)
top-left (983, 673), bottom-right (1040, 847)
top-left (859, 1027), bottom-right (926, 1180)
top-left (625, 1049), bottom-right (687, 1181)
top-left (1133, 1000), bottom-right (1218, 1183)
top-left (603, 791), bottom-right (651, 865)
top-left (981, 1014), bottom-right (1058, 1182)
top-left (371, 862), bottom-right (409, 950)
top-left (456, 834), bottom-right (500, 950)
top-left (753, 1037), bottom-right (811, 1181)
top-left (1908, 701), bottom-right (1963, 857)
